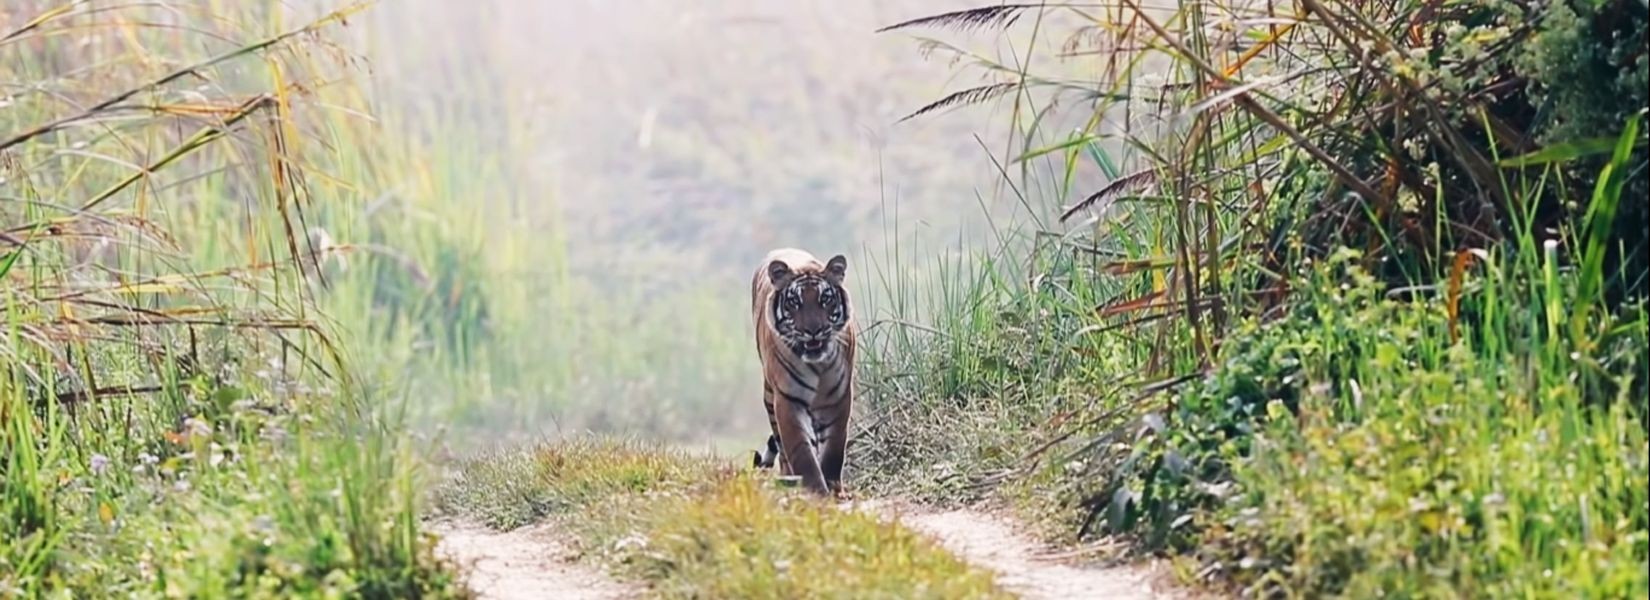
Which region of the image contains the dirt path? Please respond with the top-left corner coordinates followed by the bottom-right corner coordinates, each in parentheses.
top-left (431, 520), bottom-right (638, 600)
top-left (432, 506), bottom-right (1182, 600)
top-left (859, 501), bottom-right (1182, 600)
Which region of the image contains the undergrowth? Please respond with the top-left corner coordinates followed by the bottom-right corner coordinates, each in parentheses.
top-left (435, 439), bottom-right (1009, 599)
top-left (855, 0), bottom-right (1650, 597)
top-left (1107, 250), bottom-right (1647, 596)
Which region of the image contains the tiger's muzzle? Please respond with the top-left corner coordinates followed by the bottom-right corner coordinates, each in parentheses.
top-left (794, 330), bottom-right (835, 363)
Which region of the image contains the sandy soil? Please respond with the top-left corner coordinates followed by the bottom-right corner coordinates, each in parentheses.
top-left (431, 520), bottom-right (638, 600)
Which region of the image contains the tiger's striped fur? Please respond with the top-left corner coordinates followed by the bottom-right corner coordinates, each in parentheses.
top-left (750, 248), bottom-right (856, 496)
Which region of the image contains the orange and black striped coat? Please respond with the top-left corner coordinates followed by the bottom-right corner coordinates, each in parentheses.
top-left (750, 248), bottom-right (856, 496)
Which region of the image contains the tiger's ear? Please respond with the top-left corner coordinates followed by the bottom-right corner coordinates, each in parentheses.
top-left (767, 260), bottom-right (793, 285)
top-left (824, 255), bottom-right (847, 282)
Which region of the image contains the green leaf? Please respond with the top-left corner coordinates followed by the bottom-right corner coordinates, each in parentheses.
top-left (212, 386), bottom-right (247, 410)
top-left (1571, 113), bottom-right (1641, 338)
top-left (0, 249), bottom-right (19, 280)
top-left (1085, 141), bottom-right (1121, 179)
top-left (1013, 133), bottom-right (1104, 164)
top-left (1496, 134), bottom-right (1646, 167)
top-left (0, 223), bottom-right (45, 279)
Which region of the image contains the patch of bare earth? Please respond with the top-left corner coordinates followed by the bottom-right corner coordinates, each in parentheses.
top-left (855, 500), bottom-right (1187, 600)
top-left (431, 519), bottom-right (638, 600)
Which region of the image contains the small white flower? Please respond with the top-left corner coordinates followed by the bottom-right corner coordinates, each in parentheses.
top-left (90, 454), bottom-right (110, 475)
top-left (1403, 137), bottom-right (1426, 161)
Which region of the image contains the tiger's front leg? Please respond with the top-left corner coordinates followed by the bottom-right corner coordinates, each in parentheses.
top-left (773, 398), bottom-right (829, 495)
top-left (818, 342), bottom-right (855, 496)
top-left (818, 417), bottom-right (848, 495)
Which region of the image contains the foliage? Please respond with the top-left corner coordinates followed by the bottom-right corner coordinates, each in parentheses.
top-left (857, 0), bottom-right (1650, 596)
top-left (1091, 250), bottom-right (1647, 596)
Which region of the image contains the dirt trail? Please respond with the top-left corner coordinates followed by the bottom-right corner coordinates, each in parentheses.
top-left (432, 506), bottom-right (1183, 600)
top-left (859, 500), bottom-right (1182, 600)
top-left (431, 520), bottom-right (638, 600)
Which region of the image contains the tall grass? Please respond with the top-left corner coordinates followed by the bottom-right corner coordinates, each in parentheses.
top-left (1, 2), bottom-right (458, 595)
top-left (856, 0), bottom-right (1647, 596)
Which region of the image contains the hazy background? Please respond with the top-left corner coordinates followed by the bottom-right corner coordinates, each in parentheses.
top-left (287, 0), bottom-right (1105, 452)
top-left (362, 0), bottom-right (1056, 279)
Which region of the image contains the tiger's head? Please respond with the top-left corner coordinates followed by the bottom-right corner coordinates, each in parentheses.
top-left (767, 254), bottom-right (850, 363)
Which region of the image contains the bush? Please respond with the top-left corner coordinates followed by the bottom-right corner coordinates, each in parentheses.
top-left (1517, 0), bottom-right (1650, 300)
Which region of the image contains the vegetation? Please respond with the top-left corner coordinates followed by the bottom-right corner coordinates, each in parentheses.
top-left (1, 2), bottom-right (458, 596)
top-left (435, 438), bottom-right (1010, 599)
top-left (8, 0), bottom-right (1645, 597)
top-left (856, 0), bottom-right (1649, 598)
top-left (1171, 253), bottom-right (1647, 596)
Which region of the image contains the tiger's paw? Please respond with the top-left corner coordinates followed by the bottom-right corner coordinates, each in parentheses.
top-left (829, 482), bottom-right (854, 502)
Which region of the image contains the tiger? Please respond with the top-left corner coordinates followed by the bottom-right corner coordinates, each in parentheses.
top-left (749, 248), bottom-right (857, 497)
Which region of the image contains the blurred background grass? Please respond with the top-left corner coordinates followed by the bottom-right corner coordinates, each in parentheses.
top-left (302, 0), bottom-right (1104, 449)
